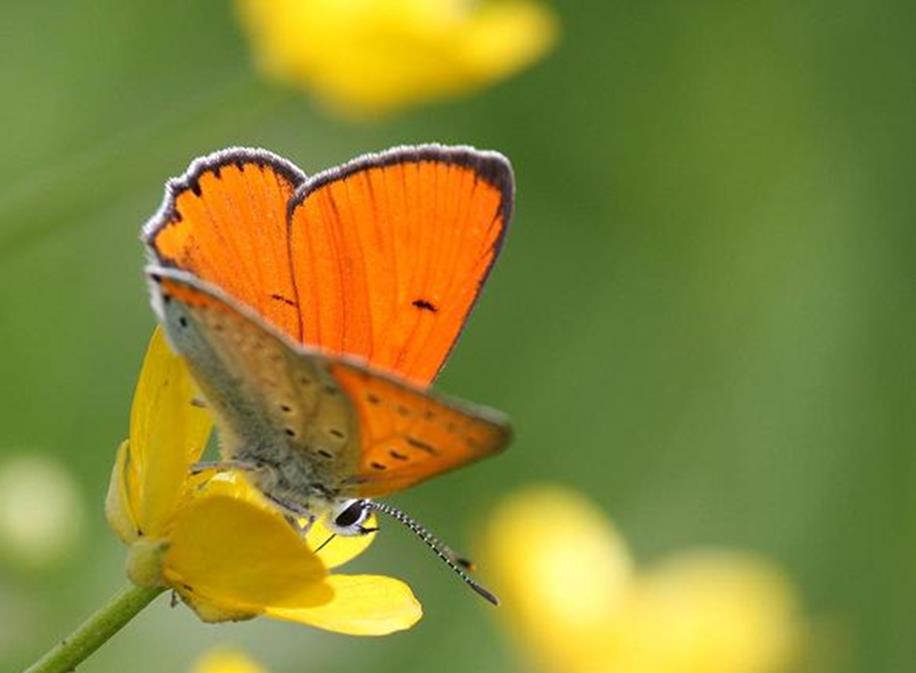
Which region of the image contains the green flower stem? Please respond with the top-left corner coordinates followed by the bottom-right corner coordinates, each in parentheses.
top-left (22, 584), bottom-right (166, 673)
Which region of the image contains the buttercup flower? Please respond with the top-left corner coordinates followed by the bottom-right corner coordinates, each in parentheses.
top-left (189, 648), bottom-right (267, 673)
top-left (106, 328), bottom-right (421, 635)
top-left (481, 487), bottom-right (804, 673)
top-left (0, 454), bottom-right (85, 569)
top-left (235, 0), bottom-right (559, 115)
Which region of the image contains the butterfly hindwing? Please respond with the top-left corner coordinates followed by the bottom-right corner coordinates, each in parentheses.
top-left (330, 362), bottom-right (511, 498)
top-left (148, 267), bottom-right (510, 504)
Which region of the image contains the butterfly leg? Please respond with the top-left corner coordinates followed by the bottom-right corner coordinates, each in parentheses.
top-left (189, 459), bottom-right (258, 475)
top-left (261, 492), bottom-right (317, 536)
top-left (284, 513), bottom-right (317, 537)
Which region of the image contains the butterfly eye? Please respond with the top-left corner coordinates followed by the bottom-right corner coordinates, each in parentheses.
top-left (327, 499), bottom-right (372, 536)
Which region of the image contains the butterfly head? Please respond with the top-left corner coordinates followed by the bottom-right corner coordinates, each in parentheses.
top-left (326, 498), bottom-right (377, 536)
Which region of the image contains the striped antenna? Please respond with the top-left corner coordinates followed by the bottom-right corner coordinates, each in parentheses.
top-left (365, 500), bottom-right (499, 606)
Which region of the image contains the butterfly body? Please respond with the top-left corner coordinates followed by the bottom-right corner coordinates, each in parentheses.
top-left (144, 144), bottom-right (514, 531)
top-left (152, 268), bottom-right (355, 517)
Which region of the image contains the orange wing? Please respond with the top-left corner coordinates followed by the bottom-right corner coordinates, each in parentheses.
top-left (143, 148), bottom-right (306, 339)
top-left (288, 145), bottom-right (513, 386)
top-left (148, 266), bottom-right (510, 501)
top-left (329, 361), bottom-right (511, 498)
top-left (144, 145), bottom-right (514, 386)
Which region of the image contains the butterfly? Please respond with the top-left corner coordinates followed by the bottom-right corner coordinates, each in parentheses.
top-left (142, 144), bottom-right (514, 603)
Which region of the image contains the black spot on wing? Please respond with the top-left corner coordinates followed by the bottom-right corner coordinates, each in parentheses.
top-left (270, 293), bottom-right (298, 307)
top-left (412, 299), bottom-right (438, 312)
top-left (406, 436), bottom-right (438, 454)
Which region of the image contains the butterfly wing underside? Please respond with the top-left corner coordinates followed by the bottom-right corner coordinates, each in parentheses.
top-left (149, 267), bottom-right (359, 494)
top-left (148, 268), bottom-right (511, 502)
top-left (329, 362), bottom-right (511, 497)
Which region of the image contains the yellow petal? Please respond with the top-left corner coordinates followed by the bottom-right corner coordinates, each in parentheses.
top-left (461, 1), bottom-right (559, 81)
top-left (190, 649), bottom-right (268, 673)
top-left (191, 470), bottom-right (378, 569)
top-left (483, 486), bottom-right (633, 624)
top-left (181, 595), bottom-right (259, 624)
top-left (305, 515), bottom-right (377, 569)
top-left (128, 327), bottom-right (213, 537)
top-left (265, 574), bottom-right (422, 635)
top-left (163, 492), bottom-right (331, 611)
top-left (621, 552), bottom-right (802, 673)
top-left (235, 0), bottom-right (558, 115)
top-left (105, 440), bottom-right (138, 545)
top-left (480, 486), bottom-right (635, 673)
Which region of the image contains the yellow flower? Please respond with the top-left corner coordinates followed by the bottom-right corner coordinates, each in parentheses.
top-left (189, 649), bottom-right (268, 673)
top-left (481, 487), bottom-right (804, 673)
top-left (0, 454), bottom-right (85, 568)
top-left (235, 0), bottom-right (559, 115)
top-left (105, 327), bottom-right (421, 635)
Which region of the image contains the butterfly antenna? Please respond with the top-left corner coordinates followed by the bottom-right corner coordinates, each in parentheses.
top-left (314, 533), bottom-right (336, 554)
top-left (365, 501), bottom-right (499, 606)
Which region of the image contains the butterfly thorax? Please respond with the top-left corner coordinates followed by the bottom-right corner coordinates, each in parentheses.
top-left (226, 430), bottom-right (353, 517)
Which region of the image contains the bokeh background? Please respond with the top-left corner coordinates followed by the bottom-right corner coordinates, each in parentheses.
top-left (2, 2), bottom-right (915, 672)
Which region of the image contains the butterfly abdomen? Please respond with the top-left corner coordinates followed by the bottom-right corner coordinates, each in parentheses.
top-left (233, 439), bottom-right (344, 515)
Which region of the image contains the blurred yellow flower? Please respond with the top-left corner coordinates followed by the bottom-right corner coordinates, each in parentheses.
top-left (189, 648), bottom-right (267, 673)
top-left (235, 0), bottom-right (559, 115)
top-left (0, 454), bottom-right (85, 569)
top-left (481, 487), bottom-right (804, 673)
top-left (105, 327), bottom-right (421, 635)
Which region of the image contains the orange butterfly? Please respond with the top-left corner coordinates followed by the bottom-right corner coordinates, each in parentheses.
top-left (143, 145), bottom-right (514, 603)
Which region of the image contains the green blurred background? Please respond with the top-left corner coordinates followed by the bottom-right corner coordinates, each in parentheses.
top-left (2, 1), bottom-right (914, 672)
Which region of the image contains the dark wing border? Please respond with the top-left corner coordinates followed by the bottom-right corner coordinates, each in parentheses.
top-left (286, 143), bottom-right (516, 381)
top-left (141, 147), bottom-right (308, 265)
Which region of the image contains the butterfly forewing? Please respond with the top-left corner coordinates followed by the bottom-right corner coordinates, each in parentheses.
top-left (288, 146), bottom-right (513, 385)
top-left (143, 149), bottom-right (307, 340)
top-left (145, 145), bottom-right (514, 387)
